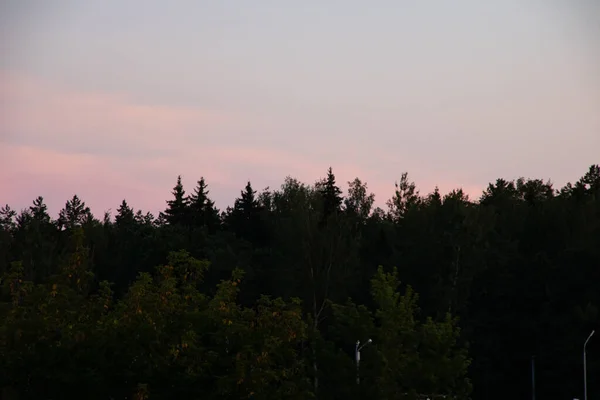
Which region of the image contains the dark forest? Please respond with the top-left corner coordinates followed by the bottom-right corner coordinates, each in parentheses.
top-left (1, 165), bottom-right (599, 400)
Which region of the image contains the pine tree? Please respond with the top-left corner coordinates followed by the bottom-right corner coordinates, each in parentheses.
top-left (30, 196), bottom-right (51, 224)
top-left (134, 210), bottom-right (155, 226)
top-left (57, 195), bottom-right (92, 230)
top-left (188, 177), bottom-right (220, 231)
top-left (225, 181), bottom-right (262, 243)
top-left (0, 205), bottom-right (17, 232)
top-left (480, 178), bottom-right (518, 206)
top-left (115, 200), bottom-right (135, 227)
top-left (317, 167), bottom-right (343, 219)
top-left (386, 172), bottom-right (419, 220)
top-left (578, 164), bottom-right (600, 194)
top-left (234, 182), bottom-right (259, 216)
top-left (164, 175), bottom-right (190, 226)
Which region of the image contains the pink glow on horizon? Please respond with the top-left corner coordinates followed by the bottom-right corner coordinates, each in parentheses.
top-left (1, 71), bottom-right (483, 218)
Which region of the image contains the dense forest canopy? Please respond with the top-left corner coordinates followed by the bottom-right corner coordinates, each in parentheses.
top-left (1, 165), bottom-right (599, 400)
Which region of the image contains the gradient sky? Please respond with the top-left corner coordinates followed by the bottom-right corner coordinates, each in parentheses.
top-left (1, 0), bottom-right (599, 217)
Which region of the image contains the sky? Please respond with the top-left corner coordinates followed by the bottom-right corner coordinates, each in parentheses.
top-left (1, 0), bottom-right (599, 218)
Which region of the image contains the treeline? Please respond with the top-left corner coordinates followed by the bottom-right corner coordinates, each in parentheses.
top-left (1, 166), bottom-right (599, 399)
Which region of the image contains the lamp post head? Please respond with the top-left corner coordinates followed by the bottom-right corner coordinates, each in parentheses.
top-left (584, 330), bottom-right (595, 350)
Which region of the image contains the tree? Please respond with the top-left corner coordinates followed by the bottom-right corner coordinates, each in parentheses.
top-left (115, 199), bottom-right (135, 227)
top-left (235, 181), bottom-right (259, 216)
top-left (163, 175), bottom-right (190, 226)
top-left (515, 178), bottom-right (554, 204)
top-left (0, 249), bottom-right (313, 399)
top-left (571, 164), bottom-right (600, 197)
top-left (344, 177), bottom-right (375, 221)
top-left (2, 164), bottom-right (599, 400)
top-left (57, 195), bottom-right (92, 230)
top-left (15, 196), bottom-right (58, 281)
top-left (30, 196), bottom-right (51, 224)
top-left (0, 205), bottom-right (16, 275)
top-left (387, 172), bottom-right (420, 221)
top-left (188, 177), bottom-right (220, 232)
top-left (224, 181), bottom-right (264, 245)
top-left (0, 205), bottom-right (16, 232)
top-left (330, 266), bottom-right (471, 399)
top-left (316, 167), bottom-right (343, 220)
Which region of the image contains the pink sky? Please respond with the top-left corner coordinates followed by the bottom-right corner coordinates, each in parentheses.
top-left (0, 71), bottom-right (434, 215)
top-left (1, 1), bottom-right (599, 218)
top-left (0, 71), bottom-right (484, 217)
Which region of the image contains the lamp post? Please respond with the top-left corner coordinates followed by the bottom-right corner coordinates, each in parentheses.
top-left (356, 338), bottom-right (373, 385)
top-left (584, 330), bottom-right (595, 400)
top-left (531, 355), bottom-right (536, 400)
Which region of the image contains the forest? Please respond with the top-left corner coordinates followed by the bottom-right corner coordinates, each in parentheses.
top-left (1, 165), bottom-right (599, 400)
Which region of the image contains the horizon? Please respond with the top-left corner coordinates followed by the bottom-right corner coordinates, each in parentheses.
top-left (3, 166), bottom-right (594, 220)
top-left (2, 1), bottom-right (599, 218)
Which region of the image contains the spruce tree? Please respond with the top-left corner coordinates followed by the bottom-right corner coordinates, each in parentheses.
top-left (225, 181), bottom-right (262, 243)
top-left (164, 175), bottom-right (190, 226)
top-left (115, 200), bottom-right (135, 227)
top-left (235, 181), bottom-right (259, 216)
top-left (317, 167), bottom-right (343, 219)
top-left (188, 177), bottom-right (220, 231)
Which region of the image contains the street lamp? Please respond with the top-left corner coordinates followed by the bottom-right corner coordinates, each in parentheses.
top-left (584, 330), bottom-right (595, 400)
top-left (356, 338), bottom-right (373, 385)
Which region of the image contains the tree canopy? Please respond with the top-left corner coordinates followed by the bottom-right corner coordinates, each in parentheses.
top-left (1, 165), bottom-right (599, 399)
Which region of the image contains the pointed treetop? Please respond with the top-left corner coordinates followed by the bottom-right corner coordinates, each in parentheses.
top-left (188, 177), bottom-right (220, 230)
top-left (235, 181), bottom-right (259, 213)
top-left (171, 175), bottom-right (187, 200)
top-left (318, 167), bottom-right (343, 217)
top-left (164, 175), bottom-right (190, 226)
top-left (116, 199), bottom-right (135, 226)
top-left (189, 177), bottom-right (211, 207)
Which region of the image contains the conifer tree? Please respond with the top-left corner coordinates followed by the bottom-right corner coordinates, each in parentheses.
top-left (0, 204), bottom-right (17, 232)
top-left (57, 195), bottom-right (92, 230)
top-left (30, 196), bottom-right (51, 224)
top-left (317, 167), bottom-right (343, 219)
top-left (164, 175), bottom-right (190, 226)
top-left (188, 177), bottom-right (220, 232)
top-left (115, 200), bottom-right (135, 227)
top-left (235, 181), bottom-right (259, 215)
top-left (225, 181), bottom-right (263, 243)
top-left (386, 172), bottom-right (419, 220)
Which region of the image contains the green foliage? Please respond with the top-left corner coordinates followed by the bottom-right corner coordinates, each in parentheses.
top-left (0, 245), bottom-right (311, 399)
top-left (326, 267), bottom-right (470, 399)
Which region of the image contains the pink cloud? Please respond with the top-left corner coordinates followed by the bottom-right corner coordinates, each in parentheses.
top-left (0, 141), bottom-right (482, 218)
top-left (0, 71), bottom-right (484, 217)
top-left (0, 71), bottom-right (232, 155)
top-left (0, 141), bottom-right (381, 217)
top-left (0, 143), bottom-right (163, 215)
